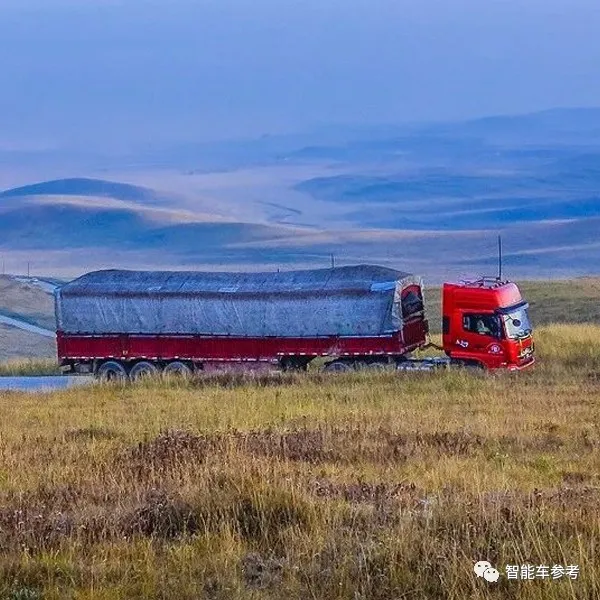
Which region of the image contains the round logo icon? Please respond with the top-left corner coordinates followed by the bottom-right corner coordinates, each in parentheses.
top-left (474, 561), bottom-right (500, 583)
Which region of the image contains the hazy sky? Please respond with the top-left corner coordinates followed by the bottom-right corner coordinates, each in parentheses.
top-left (1, 0), bottom-right (599, 147)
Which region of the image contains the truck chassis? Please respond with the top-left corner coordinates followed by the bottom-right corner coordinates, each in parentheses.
top-left (57, 330), bottom-right (430, 380)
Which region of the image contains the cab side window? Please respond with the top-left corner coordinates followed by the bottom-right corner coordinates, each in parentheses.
top-left (463, 314), bottom-right (501, 338)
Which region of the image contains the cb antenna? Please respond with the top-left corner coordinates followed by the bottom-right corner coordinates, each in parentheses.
top-left (497, 235), bottom-right (503, 281)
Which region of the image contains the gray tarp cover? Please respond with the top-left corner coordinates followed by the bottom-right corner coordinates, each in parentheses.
top-left (55, 265), bottom-right (421, 337)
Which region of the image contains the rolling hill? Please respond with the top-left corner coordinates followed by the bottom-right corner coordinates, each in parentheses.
top-left (0, 175), bottom-right (297, 269)
top-left (1, 108), bottom-right (600, 280)
top-left (0, 178), bottom-right (166, 204)
top-left (0, 202), bottom-right (290, 253)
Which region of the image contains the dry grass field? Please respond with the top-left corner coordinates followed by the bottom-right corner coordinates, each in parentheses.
top-left (0, 322), bottom-right (599, 599)
top-left (0, 278), bottom-right (599, 598)
top-left (0, 357), bottom-right (59, 377)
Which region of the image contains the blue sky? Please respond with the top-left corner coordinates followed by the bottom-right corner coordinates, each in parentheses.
top-left (1, 0), bottom-right (599, 147)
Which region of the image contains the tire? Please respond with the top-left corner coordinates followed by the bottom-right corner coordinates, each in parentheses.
top-left (366, 362), bottom-right (389, 371)
top-left (354, 360), bottom-right (387, 371)
top-left (129, 361), bottom-right (160, 381)
top-left (163, 361), bottom-right (193, 378)
top-left (323, 360), bottom-right (354, 373)
top-left (96, 360), bottom-right (128, 382)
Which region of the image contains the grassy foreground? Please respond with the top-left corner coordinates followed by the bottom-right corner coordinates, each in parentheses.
top-left (0, 325), bottom-right (599, 599)
top-left (0, 359), bottom-right (60, 377)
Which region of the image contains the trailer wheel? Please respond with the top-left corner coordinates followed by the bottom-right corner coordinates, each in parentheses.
top-left (163, 361), bottom-right (193, 378)
top-left (354, 360), bottom-right (389, 371)
top-left (97, 360), bottom-right (128, 382)
top-left (129, 361), bottom-right (160, 381)
top-left (323, 360), bottom-right (353, 373)
top-left (366, 362), bottom-right (389, 371)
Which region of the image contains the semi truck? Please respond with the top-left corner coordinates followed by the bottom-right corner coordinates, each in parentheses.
top-left (54, 265), bottom-right (534, 380)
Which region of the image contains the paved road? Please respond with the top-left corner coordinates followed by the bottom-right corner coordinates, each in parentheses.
top-left (0, 314), bottom-right (55, 338)
top-left (0, 376), bottom-right (94, 392)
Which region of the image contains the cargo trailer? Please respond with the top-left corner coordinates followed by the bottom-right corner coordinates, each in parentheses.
top-left (55, 264), bottom-right (534, 380)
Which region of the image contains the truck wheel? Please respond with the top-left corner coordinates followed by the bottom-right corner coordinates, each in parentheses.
top-left (163, 361), bottom-right (193, 378)
top-left (323, 360), bottom-right (353, 373)
top-left (97, 360), bottom-right (128, 382)
top-left (366, 362), bottom-right (389, 371)
top-left (129, 361), bottom-right (159, 381)
top-left (355, 360), bottom-right (388, 371)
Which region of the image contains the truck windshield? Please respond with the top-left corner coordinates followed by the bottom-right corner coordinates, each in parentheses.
top-left (501, 306), bottom-right (533, 339)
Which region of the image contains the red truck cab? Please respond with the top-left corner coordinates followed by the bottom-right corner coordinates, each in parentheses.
top-left (441, 279), bottom-right (534, 370)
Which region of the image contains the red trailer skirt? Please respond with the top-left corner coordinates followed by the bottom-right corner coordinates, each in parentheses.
top-left (56, 330), bottom-right (425, 363)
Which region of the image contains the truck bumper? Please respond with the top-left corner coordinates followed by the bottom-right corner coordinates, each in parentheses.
top-left (507, 357), bottom-right (535, 371)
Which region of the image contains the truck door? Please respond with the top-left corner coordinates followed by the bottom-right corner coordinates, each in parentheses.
top-left (454, 312), bottom-right (504, 366)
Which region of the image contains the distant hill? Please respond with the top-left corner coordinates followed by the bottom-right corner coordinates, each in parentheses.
top-left (1, 108), bottom-right (600, 279)
top-left (442, 107), bottom-right (600, 140)
top-left (0, 202), bottom-right (293, 254)
top-left (293, 108), bottom-right (600, 235)
top-left (0, 178), bottom-right (167, 205)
